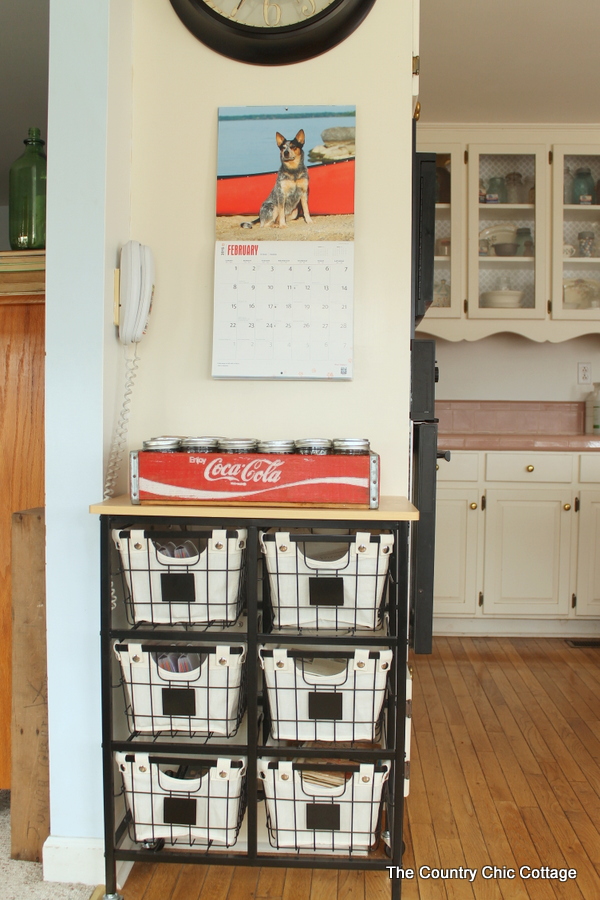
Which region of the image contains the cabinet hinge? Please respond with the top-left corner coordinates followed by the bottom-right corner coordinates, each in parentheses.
top-left (548, 300), bottom-right (552, 314)
top-left (464, 298), bottom-right (468, 313)
top-left (404, 760), bottom-right (411, 781)
top-left (481, 495), bottom-right (486, 511)
top-left (464, 150), bottom-right (469, 164)
top-left (575, 496), bottom-right (580, 512)
top-left (406, 699), bottom-right (413, 718)
top-left (478, 592), bottom-right (484, 607)
top-left (549, 150), bottom-right (553, 164)
top-left (572, 593), bottom-right (577, 609)
top-left (412, 55), bottom-right (420, 76)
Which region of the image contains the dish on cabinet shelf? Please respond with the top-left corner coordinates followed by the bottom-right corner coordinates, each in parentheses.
top-left (478, 225), bottom-right (518, 256)
top-left (563, 278), bottom-right (600, 309)
top-left (480, 290), bottom-right (524, 308)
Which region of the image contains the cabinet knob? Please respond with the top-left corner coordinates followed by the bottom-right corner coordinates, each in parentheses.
top-left (470, 502), bottom-right (478, 510)
top-left (564, 503), bottom-right (571, 511)
top-left (436, 464), bottom-right (439, 471)
top-left (526, 465), bottom-right (535, 472)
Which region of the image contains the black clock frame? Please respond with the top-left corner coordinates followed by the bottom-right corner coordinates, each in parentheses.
top-left (169, 0), bottom-right (377, 65)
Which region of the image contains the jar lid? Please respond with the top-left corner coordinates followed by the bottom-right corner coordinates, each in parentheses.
top-left (180, 436), bottom-right (219, 449)
top-left (576, 167), bottom-right (592, 174)
top-left (217, 438), bottom-right (258, 452)
top-left (578, 231), bottom-right (595, 238)
top-left (294, 438), bottom-right (333, 450)
top-left (257, 440), bottom-right (296, 453)
top-left (516, 227), bottom-right (532, 234)
top-left (332, 438), bottom-right (371, 452)
top-left (143, 437), bottom-right (181, 450)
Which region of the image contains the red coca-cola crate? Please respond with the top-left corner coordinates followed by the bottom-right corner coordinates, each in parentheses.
top-left (130, 451), bottom-right (380, 508)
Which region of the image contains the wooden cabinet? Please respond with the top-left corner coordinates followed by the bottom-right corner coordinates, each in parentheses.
top-left (0, 251), bottom-right (45, 788)
top-left (482, 488), bottom-right (572, 617)
top-left (417, 142), bottom-right (465, 319)
top-left (435, 451), bottom-right (599, 627)
top-left (552, 145), bottom-right (600, 320)
top-left (433, 489), bottom-right (480, 615)
top-left (416, 126), bottom-right (600, 342)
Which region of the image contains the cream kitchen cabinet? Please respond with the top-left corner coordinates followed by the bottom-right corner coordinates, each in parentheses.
top-left (416, 125), bottom-right (600, 342)
top-left (434, 451), bottom-right (482, 615)
top-left (434, 450), bottom-right (599, 626)
top-left (482, 488), bottom-right (573, 617)
top-left (575, 454), bottom-right (600, 617)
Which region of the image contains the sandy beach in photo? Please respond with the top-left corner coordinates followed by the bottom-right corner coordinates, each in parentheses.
top-left (215, 214), bottom-right (354, 243)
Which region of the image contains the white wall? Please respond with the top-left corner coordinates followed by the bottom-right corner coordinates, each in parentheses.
top-left (436, 334), bottom-right (600, 401)
top-left (44, 0), bottom-right (133, 885)
top-left (127, 0), bottom-right (414, 498)
top-left (43, 0), bottom-right (416, 884)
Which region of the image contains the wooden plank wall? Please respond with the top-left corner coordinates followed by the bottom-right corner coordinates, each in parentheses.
top-left (0, 296), bottom-right (45, 787)
top-left (10, 508), bottom-right (49, 861)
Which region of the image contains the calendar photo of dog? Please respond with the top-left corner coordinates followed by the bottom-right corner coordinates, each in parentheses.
top-left (215, 105), bottom-right (355, 242)
top-left (252, 129), bottom-right (312, 229)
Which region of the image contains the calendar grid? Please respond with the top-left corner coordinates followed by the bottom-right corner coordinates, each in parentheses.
top-left (212, 241), bottom-right (354, 380)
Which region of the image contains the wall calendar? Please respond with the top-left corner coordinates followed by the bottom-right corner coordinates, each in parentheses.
top-left (212, 105), bottom-right (356, 380)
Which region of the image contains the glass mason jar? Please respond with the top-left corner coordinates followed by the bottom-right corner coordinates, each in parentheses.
top-left (9, 127), bottom-right (47, 250)
top-left (180, 437), bottom-right (219, 452)
top-left (572, 168), bottom-right (596, 205)
top-left (486, 176), bottom-right (507, 204)
top-left (515, 227), bottom-right (534, 257)
top-left (294, 438), bottom-right (332, 455)
top-left (578, 231), bottom-right (596, 258)
top-left (217, 439), bottom-right (258, 453)
top-left (257, 440), bottom-right (296, 454)
top-left (332, 438), bottom-right (371, 455)
top-left (505, 172), bottom-right (524, 204)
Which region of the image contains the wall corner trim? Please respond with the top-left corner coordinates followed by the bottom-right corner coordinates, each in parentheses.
top-left (43, 836), bottom-right (132, 889)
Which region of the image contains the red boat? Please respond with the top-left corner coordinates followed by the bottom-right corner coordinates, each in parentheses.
top-left (216, 158), bottom-right (355, 217)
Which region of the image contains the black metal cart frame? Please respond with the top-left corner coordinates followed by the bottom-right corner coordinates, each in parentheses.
top-left (99, 510), bottom-right (410, 900)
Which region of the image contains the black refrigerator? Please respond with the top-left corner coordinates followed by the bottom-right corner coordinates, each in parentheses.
top-left (409, 141), bottom-right (445, 655)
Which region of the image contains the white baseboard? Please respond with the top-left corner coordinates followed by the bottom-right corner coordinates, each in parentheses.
top-left (43, 836), bottom-right (133, 889)
top-left (433, 616), bottom-right (600, 638)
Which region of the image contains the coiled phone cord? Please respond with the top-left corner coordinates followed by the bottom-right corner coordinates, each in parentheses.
top-left (103, 344), bottom-right (140, 610)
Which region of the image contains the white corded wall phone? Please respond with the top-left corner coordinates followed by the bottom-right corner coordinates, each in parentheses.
top-left (116, 240), bottom-right (155, 344)
top-left (105, 240), bottom-right (155, 499)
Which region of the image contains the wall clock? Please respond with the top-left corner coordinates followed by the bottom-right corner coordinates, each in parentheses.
top-left (169, 0), bottom-right (378, 65)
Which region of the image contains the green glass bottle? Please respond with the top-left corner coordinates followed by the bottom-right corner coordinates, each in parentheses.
top-left (9, 127), bottom-right (47, 250)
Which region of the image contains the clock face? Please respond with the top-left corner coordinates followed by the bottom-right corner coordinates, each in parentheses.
top-left (170, 0), bottom-right (377, 64)
top-left (201, 0), bottom-right (339, 29)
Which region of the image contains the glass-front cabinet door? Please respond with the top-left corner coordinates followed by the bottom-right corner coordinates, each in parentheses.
top-left (552, 145), bottom-right (600, 321)
top-left (417, 142), bottom-right (464, 319)
top-left (467, 144), bottom-right (547, 319)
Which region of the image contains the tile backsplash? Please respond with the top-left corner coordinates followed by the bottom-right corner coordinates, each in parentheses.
top-left (437, 400), bottom-right (585, 435)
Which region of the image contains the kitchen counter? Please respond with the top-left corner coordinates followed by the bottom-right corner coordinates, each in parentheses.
top-left (439, 432), bottom-right (600, 451)
top-left (437, 399), bottom-right (599, 453)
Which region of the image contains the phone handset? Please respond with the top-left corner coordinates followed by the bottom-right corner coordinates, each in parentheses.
top-left (118, 240), bottom-right (154, 344)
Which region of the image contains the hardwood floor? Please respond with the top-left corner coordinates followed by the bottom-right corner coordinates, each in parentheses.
top-left (118, 637), bottom-right (600, 899)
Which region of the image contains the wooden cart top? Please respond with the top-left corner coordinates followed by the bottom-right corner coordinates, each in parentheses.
top-left (89, 494), bottom-right (419, 522)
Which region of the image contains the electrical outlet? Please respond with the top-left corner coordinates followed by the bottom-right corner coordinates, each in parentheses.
top-left (578, 362), bottom-right (592, 385)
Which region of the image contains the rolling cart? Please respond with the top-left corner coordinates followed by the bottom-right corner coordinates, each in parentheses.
top-left (91, 496), bottom-right (418, 900)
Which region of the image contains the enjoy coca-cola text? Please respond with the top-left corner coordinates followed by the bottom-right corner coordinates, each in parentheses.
top-left (193, 456), bottom-right (284, 486)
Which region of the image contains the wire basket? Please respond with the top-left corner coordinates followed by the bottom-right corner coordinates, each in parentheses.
top-left (260, 530), bottom-right (393, 631)
top-left (259, 759), bottom-right (389, 852)
top-left (112, 527), bottom-right (246, 625)
top-left (114, 642), bottom-right (246, 737)
top-left (115, 752), bottom-right (247, 848)
top-left (259, 647), bottom-right (392, 742)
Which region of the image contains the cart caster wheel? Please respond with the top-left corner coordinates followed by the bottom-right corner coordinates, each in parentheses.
top-left (142, 839), bottom-right (165, 852)
top-left (383, 839), bottom-right (405, 858)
